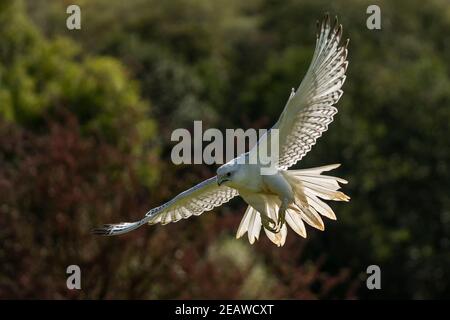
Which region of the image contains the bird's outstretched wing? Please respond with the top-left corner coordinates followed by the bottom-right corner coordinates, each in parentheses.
top-left (250, 14), bottom-right (348, 170)
top-left (92, 177), bottom-right (238, 235)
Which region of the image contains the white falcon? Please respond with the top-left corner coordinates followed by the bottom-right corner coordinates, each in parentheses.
top-left (93, 14), bottom-right (350, 247)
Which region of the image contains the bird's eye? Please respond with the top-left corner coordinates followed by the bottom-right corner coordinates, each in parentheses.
top-left (227, 172), bottom-right (231, 177)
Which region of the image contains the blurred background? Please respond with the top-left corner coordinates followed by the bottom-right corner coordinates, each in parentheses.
top-left (0, 0), bottom-right (449, 299)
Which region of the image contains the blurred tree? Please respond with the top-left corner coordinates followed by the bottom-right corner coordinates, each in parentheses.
top-left (0, 117), bottom-right (355, 299)
top-left (7, 0), bottom-right (450, 299)
top-left (25, 0), bottom-right (262, 130)
top-left (0, 0), bottom-right (357, 299)
top-left (0, 0), bottom-right (159, 186)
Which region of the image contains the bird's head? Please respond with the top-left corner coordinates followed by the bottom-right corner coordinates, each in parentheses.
top-left (216, 161), bottom-right (241, 187)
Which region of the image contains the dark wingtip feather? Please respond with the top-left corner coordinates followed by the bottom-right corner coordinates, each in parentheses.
top-left (324, 12), bottom-right (330, 27)
top-left (336, 24), bottom-right (343, 38)
top-left (320, 13), bottom-right (329, 32)
top-left (91, 224), bottom-right (114, 236)
top-left (316, 20), bottom-right (320, 38)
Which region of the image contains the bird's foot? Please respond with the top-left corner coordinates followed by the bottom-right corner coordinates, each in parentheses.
top-left (261, 215), bottom-right (278, 233)
top-left (274, 207), bottom-right (286, 233)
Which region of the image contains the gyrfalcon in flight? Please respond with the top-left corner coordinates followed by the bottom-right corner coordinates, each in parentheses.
top-left (93, 14), bottom-right (350, 247)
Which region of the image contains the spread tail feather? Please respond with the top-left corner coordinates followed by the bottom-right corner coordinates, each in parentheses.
top-left (283, 163), bottom-right (349, 233)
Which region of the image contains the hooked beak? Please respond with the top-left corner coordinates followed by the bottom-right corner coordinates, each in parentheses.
top-left (217, 175), bottom-right (228, 186)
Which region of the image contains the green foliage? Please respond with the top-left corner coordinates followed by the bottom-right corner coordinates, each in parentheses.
top-left (0, 0), bottom-right (159, 185)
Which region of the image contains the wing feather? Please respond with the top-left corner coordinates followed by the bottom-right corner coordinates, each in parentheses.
top-left (249, 14), bottom-right (348, 170)
top-left (92, 176), bottom-right (238, 235)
